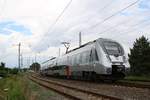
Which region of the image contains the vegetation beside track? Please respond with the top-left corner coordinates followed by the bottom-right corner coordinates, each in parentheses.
top-left (0, 73), bottom-right (62, 100)
top-left (124, 75), bottom-right (150, 82)
top-left (0, 74), bottom-right (26, 100)
top-left (128, 36), bottom-right (150, 76)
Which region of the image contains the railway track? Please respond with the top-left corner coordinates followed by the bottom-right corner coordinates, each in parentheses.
top-left (29, 75), bottom-right (121, 100)
top-left (33, 72), bottom-right (150, 89)
top-left (115, 80), bottom-right (150, 89)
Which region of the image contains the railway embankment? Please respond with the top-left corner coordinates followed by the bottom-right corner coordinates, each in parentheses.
top-left (31, 73), bottom-right (150, 100)
top-left (0, 73), bottom-right (68, 100)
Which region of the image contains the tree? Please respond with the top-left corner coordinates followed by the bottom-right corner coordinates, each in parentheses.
top-left (10, 68), bottom-right (19, 74)
top-left (128, 36), bottom-right (150, 76)
top-left (0, 62), bottom-right (7, 77)
top-left (30, 62), bottom-right (41, 72)
top-left (0, 62), bottom-right (5, 70)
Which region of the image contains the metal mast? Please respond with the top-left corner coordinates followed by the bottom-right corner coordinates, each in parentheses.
top-left (61, 42), bottom-right (70, 54)
top-left (79, 32), bottom-right (82, 47)
top-left (18, 43), bottom-right (21, 72)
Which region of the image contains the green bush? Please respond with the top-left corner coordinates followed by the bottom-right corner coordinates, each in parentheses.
top-left (0, 70), bottom-right (8, 77)
top-left (10, 68), bottom-right (18, 74)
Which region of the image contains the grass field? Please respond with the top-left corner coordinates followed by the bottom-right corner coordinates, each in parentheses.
top-left (125, 75), bottom-right (150, 82)
top-left (0, 74), bottom-right (26, 100)
top-left (0, 73), bottom-right (65, 100)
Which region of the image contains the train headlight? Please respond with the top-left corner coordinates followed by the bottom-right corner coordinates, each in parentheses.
top-left (106, 68), bottom-right (112, 74)
top-left (117, 65), bottom-right (125, 72)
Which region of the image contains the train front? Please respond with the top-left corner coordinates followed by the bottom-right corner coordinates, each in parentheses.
top-left (98, 39), bottom-right (129, 80)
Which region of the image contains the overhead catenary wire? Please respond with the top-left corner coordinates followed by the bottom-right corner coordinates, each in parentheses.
top-left (42, 0), bottom-right (114, 51)
top-left (39, 0), bottom-right (73, 51)
top-left (86, 0), bottom-right (140, 30)
top-left (98, 18), bottom-right (133, 34)
top-left (44, 0), bottom-right (113, 38)
top-left (109, 24), bottom-right (150, 42)
top-left (99, 20), bottom-right (150, 42)
top-left (44, 0), bottom-right (73, 36)
top-left (37, 0), bottom-right (140, 54)
top-left (98, 0), bottom-right (114, 13)
top-left (98, 17), bottom-right (150, 34)
top-left (112, 21), bottom-right (150, 36)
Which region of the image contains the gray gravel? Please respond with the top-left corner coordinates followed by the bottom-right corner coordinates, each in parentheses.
top-left (43, 77), bottom-right (150, 100)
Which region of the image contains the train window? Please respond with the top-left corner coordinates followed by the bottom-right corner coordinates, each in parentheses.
top-left (67, 56), bottom-right (71, 65)
top-left (76, 54), bottom-right (80, 64)
top-left (70, 56), bottom-right (73, 65)
top-left (94, 49), bottom-right (99, 61)
top-left (79, 54), bottom-right (82, 63)
top-left (63, 57), bottom-right (66, 65)
top-left (73, 55), bottom-right (76, 65)
top-left (90, 48), bottom-right (99, 62)
top-left (71, 56), bottom-right (74, 65)
top-left (85, 51), bottom-right (90, 63)
top-left (75, 54), bottom-right (79, 65)
top-left (103, 41), bottom-right (124, 55)
top-left (82, 52), bottom-right (86, 64)
top-left (76, 55), bottom-right (78, 65)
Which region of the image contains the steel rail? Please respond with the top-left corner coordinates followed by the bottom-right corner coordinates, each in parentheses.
top-left (29, 75), bottom-right (121, 100)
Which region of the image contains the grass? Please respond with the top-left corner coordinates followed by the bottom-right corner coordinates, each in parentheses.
top-left (0, 74), bottom-right (26, 100)
top-left (125, 75), bottom-right (150, 82)
top-left (27, 77), bottom-right (61, 100)
top-left (0, 73), bottom-right (62, 100)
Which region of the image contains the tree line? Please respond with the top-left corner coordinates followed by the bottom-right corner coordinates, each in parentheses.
top-left (0, 62), bottom-right (19, 77)
top-left (128, 36), bottom-right (150, 76)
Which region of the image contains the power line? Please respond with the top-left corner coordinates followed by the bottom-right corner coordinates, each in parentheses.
top-left (98, 17), bottom-right (150, 34)
top-left (98, 18), bottom-right (133, 34)
top-left (100, 18), bottom-right (150, 36)
top-left (40, 0), bottom-right (73, 50)
top-left (100, 21), bottom-right (150, 42)
top-left (98, 0), bottom-right (114, 13)
top-left (87, 0), bottom-right (140, 30)
top-left (114, 21), bottom-right (150, 35)
top-left (112, 25), bottom-right (150, 41)
top-left (44, 0), bottom-right (73, 36)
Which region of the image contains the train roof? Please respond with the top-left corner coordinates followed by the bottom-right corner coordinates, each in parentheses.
top-left (67, 40), bottom-right (96, 54)
top-left (66, 38), bottom-right (115, 54)
top-left (41, 38), bottom-right (117, 64)
top-left (41, 57), bottom-right (56, 64)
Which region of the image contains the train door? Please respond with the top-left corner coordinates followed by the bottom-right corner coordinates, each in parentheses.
top-left (89, 48), bottom-right (95, 72)
top-left (89, 47), bottom-right (99, 73)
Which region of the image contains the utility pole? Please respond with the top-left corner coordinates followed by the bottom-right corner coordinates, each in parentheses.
top-left (79, 32), bottom-right (82, 47)
top-left (27, 57), bottom-right (31, 67)
top-left (35, 53), bottom-right (37, 63)
top-left (61, 42), bottom-right (70, 54)
top-left (21, 54), bottom-right (23, 69)
top-left (18, 43), bottom-right (21, 72)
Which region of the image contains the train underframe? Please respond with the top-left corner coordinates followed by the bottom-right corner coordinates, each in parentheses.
top-left (42, 65), bottom-right (125, 81)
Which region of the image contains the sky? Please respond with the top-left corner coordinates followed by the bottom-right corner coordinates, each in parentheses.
top-left (0, 0), bottom-right (150, 67)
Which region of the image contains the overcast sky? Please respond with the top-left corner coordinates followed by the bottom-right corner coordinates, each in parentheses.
top-left (0, 0), bottom-right (150, 67)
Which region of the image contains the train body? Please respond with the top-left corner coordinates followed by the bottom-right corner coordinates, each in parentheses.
top-left (41, 38), bottom-right (129, 80)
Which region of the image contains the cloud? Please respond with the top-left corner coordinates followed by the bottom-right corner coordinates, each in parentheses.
top-left (0, 0), bottom-right (150, 67)
top-left (0, 21), bottom-right (32, 35)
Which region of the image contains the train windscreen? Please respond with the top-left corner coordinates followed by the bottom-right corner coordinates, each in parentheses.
top-left (103, 41), bottom-right (124, 56)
